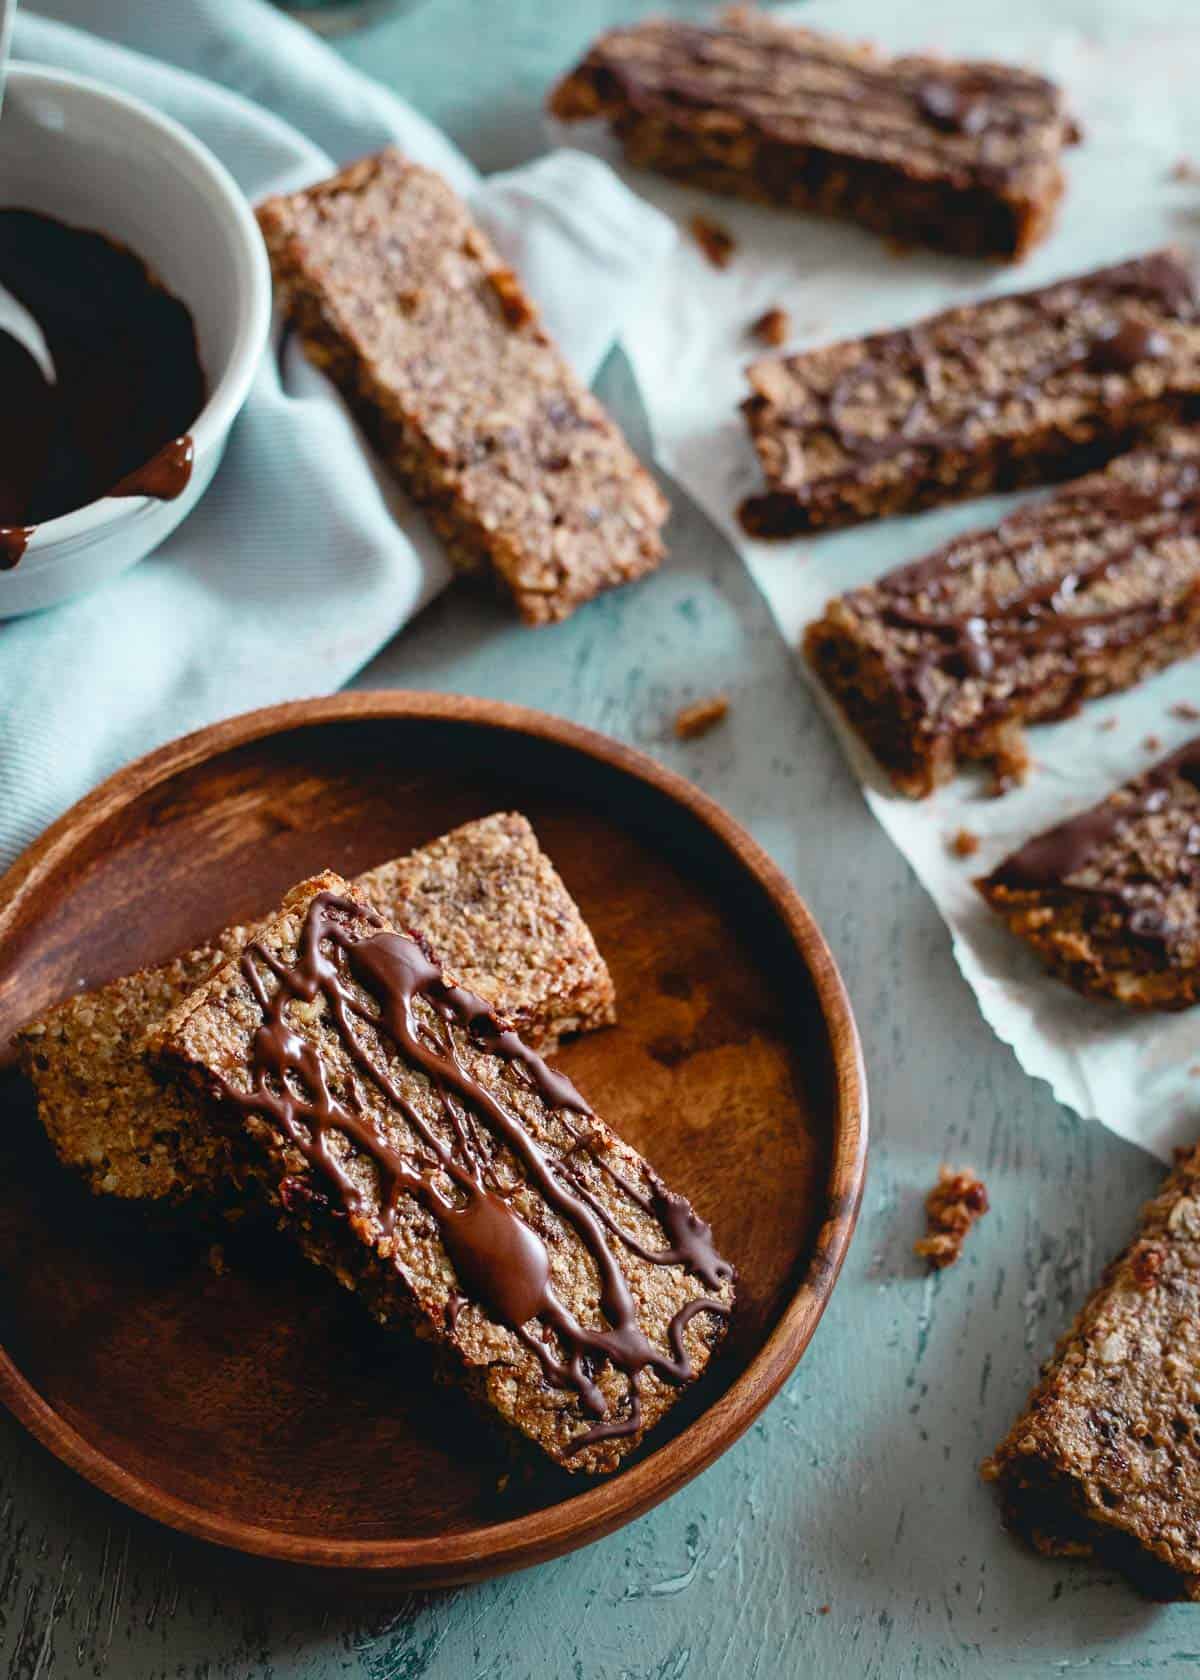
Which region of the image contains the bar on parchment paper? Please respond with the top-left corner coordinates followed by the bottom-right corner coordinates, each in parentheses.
top-left (977, 739), bottom-right (1200, 1010)
top-left (804, 428), bottom-right (1200, 797)
top-left (742, 251), bottom-right (1200, 536)
top-left (550, 9), bottom-right (1078, 261)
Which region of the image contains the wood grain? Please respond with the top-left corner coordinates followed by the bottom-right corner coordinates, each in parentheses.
top-left (0, 691), bottom-right (866, 1586)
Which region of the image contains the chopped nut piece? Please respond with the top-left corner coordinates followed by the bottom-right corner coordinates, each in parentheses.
top-left (689, 214), bottom-right (735, 269)
top-left (674, 694), bottom-right (731, 740)
top-left (950, 828), bottom-right (981, 859)
top-left (487, 265), bottom-right (535, 329)
top-left (1145, 735), bottom-right (1163, 753)
top-left (1172, 157), bottom-right (1200, 183)
top-left (751, 307), bottom-right (790, 347)
top-left (1171, 701), bottom-right (1200, 721)
top-left (1130, 1244), bottom-right (1165, 1289)
top-left (914, 1165), bottom-right (989, 1269)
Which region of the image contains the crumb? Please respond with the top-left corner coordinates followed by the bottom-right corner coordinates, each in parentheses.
top-left (1097, 717), bottom-right (1118, 733)
top-left (207, 1243), bottom-right (226, 1277)
top-left (1190, 1065), bottom-right (1200, 1078)
top-left (496, 1473), bottom-right (510, 1492)
top-left (914, 1165), bottom-right (989, 1269)
top-left (1172, 156), bottom-right (1200, 182)
top-left (818, 1605), bottom-right (831, 1615)
top-left (1170, 701), bottom-right (1200, 721)
top-left (674, 693), bottom-right (730, 739)
top-left (1144, 735), bottom-right (1162, 753)
top-left (949, 828), bottom-right (981, 858)
top-left (689, 214), bottom-right (735, 268)
top-left (751, 306), bottom-right (790, 346)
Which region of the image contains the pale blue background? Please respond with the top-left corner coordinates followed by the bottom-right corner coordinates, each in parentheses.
top-left (1, 4), bottom-right (1191, 1676)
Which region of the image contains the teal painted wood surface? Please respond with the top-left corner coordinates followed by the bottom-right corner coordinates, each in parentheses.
top-left (1, 4), bottom-right (1194, 1676)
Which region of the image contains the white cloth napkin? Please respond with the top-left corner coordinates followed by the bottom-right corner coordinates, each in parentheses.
top-left (0, 0), bottom-right (674, 867)
top-left (584, 0), bottom-right (1200, 1161)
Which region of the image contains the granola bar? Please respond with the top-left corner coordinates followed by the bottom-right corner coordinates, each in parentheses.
top-left (18, 814), bottom-right (615, 1204)
top-left (256, 149), bottom-right (668, 624)
top-left (550, 9), bottom-right (1077, 261)
top-left (977, 739), bottom-right (1200, 1010)
top-left (742, 250), bottom-right (1200, 535)
top-left (983, 1144), bottom-right (1200, 1598)
top-left (803, 428), bottom-right (1200, 796)
top-left (152, 874), bottom-right (734, 1474)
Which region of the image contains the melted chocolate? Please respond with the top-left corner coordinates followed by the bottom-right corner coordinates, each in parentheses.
top-left (0, 210), bottom-right (205, 567)
top-left (991, 738), bottom-right (1200, 892)
top-left (215, 894), bottom-right (731, 1455)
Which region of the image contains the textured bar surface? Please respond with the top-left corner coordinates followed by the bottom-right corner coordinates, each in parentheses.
top-left (977, 740), bottom-right (1200, 1009)
top-left (18, 814), bottom-right (615, 1204)
top-left (550, 8), bottom-right (1077, 261)
top-left (804, 428), bottom-right (1200, 796)
top-left (153, 874), bottom-right (733, 1475)
top-left (256, 149), bottom-right (667, 624)
top-left (742, 251), bottom-right (1200, 535)
top-left (984, 1143), bottom-right (1200, 1598)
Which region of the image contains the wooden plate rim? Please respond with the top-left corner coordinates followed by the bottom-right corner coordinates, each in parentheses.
top-left (0, 691), bottom-right (868, 1582)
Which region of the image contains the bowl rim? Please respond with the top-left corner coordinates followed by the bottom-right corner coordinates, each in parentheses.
top-left (0, 691), bottom-right (869, 1585)
top-left (1, 61), bottom-right (272, 559)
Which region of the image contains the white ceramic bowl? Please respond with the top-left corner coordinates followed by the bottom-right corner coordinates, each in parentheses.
top-left (0, 64), bottom-right (272, 616)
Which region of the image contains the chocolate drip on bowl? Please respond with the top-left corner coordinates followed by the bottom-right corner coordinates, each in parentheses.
top-left (0, 210), bottom-right (205, 567)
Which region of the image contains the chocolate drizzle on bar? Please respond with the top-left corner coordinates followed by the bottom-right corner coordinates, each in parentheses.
top-left (866, 451), bottom-right (1200, 708)
top-left (741, 253), bottom-right (1196, 535)
top-left (215, 891), bottom-right (731, 1455)
top-left (573, 19), bottom-right (1063, 176)
top-left (991, 737), bottom-right (1200, 895)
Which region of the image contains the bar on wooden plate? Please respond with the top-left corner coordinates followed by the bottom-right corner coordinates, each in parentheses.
top-left (977, 739), bottom-right (1200, 1010)
top-left (984, 1143), bottom-right (1200, 1598)
top-left (256, 149), bottom-right (668, 625)
top-left (742, 251), bottom-right (1200, 535)
top-left (804, 428), bottom-right (1200, 797)
top-left (550, 8), bottom-right (1078, 261)
top-left (19, 814), bottom-right (615, 1206)
top-left (151, 873), bottom-right (734, 1473)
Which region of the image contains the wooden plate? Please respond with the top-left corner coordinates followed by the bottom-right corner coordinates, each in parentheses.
top-left (0, 693), bottom-right (866, 1587)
